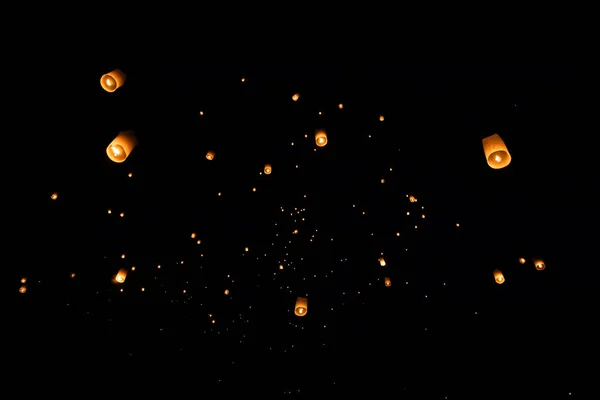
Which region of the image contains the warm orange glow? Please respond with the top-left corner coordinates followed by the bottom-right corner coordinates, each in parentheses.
top-left (409, 195), bottom-right (417, 203)
top-left (294, 297), bottom-right (308, 316)
top-left (50, 192), bottom-right (58, 200)
top-left (384, 277), bottom-right (392, 287)
top-left (519, 257), bottom-right (526, 264)
top-left (20, 277), bottom-right (27, 284)
top-left (115, 268), bottom-right (128, 283)
top-left (224, 289), bottom-right (230, 295)
top-left (107, 131), bottom-right (137, 163)
top-left (19, 285), bottom-right (27, 294)
top-left (191, 233), bottom-right (196, 239)
top-left (264, 164), bottom-right (272, 174)
top-left (70, 273), bottom-right (76, 278)
top-left (315, 130), bottom-right (328, 147)
top-left (493, 269), bottom-right (505, 284)
top-left (379, 115), bottom-right (384, 121)
top-left (482, 133), bottom-right (511, 169)
top-left (206, 151), bottom-right (215, 160)
top-left (379, 257), bottom-right (386, 267)
top-left (100, 69), bottom-right (127, 92)
top-left (292, 93), bottom-right (300, 101)
top-left (338, 103), bottom-right (344, 109)
top-left (533, 258), bottom-right (546, 271)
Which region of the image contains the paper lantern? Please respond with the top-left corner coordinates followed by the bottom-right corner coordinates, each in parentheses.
top-left (107, 131), bottom-right (137, 163)
top-left (206, 151), bottom-right (215, 160)
top-left (493, 269), bottom-right (505, 284)
top-left (409, 195), bottom-right (417, 203)
top-left (115, 268), bottom-right (128, 283)
top-left (100, 69), bottom-right (126, 92)
top-left (482, 134), bottom-right (511, 169)
top-left (20, 277), bottom-right (27, 284)
top-left (292, 93), bottom-right (300, 101)
top-left (533, 258), bottom-right (546, 271)
top-left (519, 257), bottom-right (526, 264)
top-left (264, 164), bottom-right (272, 174)
top-left (19, 285), bottom-right (27, 294)
top-left (384, 277), bottom-right (391, 287)
top-left (379, 257), bottom-right (386, 267)
top-left (315, 130), bottom-right (327, 147)
top-left (294, 296), bottom-right (308, 316)
top-left (51, 192), bottom-right (58, 200)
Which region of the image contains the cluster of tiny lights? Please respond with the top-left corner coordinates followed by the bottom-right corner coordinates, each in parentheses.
top-left (24, 65), bottom-right (582, 397)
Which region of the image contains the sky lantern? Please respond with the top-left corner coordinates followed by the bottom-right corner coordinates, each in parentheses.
top-left (51, 192), bottom-right (58, 200)
top-left (519, 258), bottom-right (526, 264)
top-left (379, 257), bottom-right (386, 267)
top-left (482, 133), bottom-right (511, 169)
top-left (100, 69), bottom-right (126, 92)
top-left (115, 268), bottom-right (128, 283)
top-left (292, 93), bottom-right (300, 101)
top-left (206, 151), bottom-right (215, 160)
top-left (384, 277), bottom-right (391, 287)
top-left (379, 115), bottom-right (384, 121)
top-left (533, 258), bottom-right (546, 271)
top-left (294, 297), bottom-right (308, 316)
top-left (493, 269), bottom-right (505, 284)
top-left (264, 164), bottom-right (272, 174)
top-left (107, 131), bottom-right (137, 163)
top-left (315, 129), bottom-right (327, 147)
top-left (19, 285), bottom-right (27, 294)
top-left (409, 195), bottom-right (417, 203)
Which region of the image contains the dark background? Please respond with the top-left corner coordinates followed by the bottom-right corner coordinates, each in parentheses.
top-left (10, 63), bottom-right (595, 397)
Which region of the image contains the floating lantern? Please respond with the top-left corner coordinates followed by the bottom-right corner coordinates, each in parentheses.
top-left (292, 93), bottom-right (300, 101)
top-left (19, 285), bottom-right (27, 294)
top-left (493, 269), bottom-right (505, 284)
top-left (519, 257), bottom-right (526, 264)
top-left (191, 233), bottom-right (196, 239)
top-left (384, 277), bottom-right (391, 287)
top-left (379, 257), bottom-right (386, 267)
top-left (533, 258), bottom-right (546, 271)
top-left (379, 115), bottom-right (384, 121)
top-left (294, 297), bottom-right (308, 316)
top-left (338, 103), bottom-right (344, 109)
top-left (51, 192), bottom-right (58, 200)
top-left (115, 268), bottom-right (128, 283)
top-left (20, 277), bottom-right (27, 284)
top-left (206, 151), bottom-right (215, 160)
top-left (409, 195), bottom-right (417, 203)
top-left (224, 289), bottom-right (230, 295)
top-left (482, 133), bottom-right (511, 169)
top-left (315, 130), bottom-right (327, 147)
top-left (107, 131), bottom-right (137, 163)
top-left (100, 69), bottom-right (126, 92)
top-left (264, 164), bottom-right (272, 174)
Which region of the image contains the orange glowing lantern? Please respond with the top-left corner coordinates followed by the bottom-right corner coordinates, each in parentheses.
top-left (264, 164), bottom-right (272, 174)
top-left (292, 93), bottom-right (300, 101)
top-left (224, 289), bottom-right (230, 295)
top-left (379, 115), bottom-right (384, 121)
top-left (51, 192), bottom-right (58, 200)
top-left (493, 269), bottom-right (505, 284)
top-left (19, 285), bottom-right (27, 293)
top-left (533, 258), bottom-right (546, 271)
top-left (294, 296), bottom-right (308, 316)
top-left (519, 257), bottom-right (526, 264)
top-left (100, 69), bottom-right (127, 92)
top-left (115, 268), bottom-right (128, 283)
top-left (482, 133), bottom-right (511, 169)
top-left (107, 131), bottom-right (137, 163)
top-left (315, 130), bottom-right (327, 147)
top-left (379, 257), bottom-right (386, 267)
top-left (206, 151), bottom-right (215, 160)
top-left (409, 195), bottom-right (417, 203)
top-left (21, 277), bottom-right (27, 284)
top-left (191, 233), bottom-right (196, 239)
top-left (384, 277), bottom-right (391, 287)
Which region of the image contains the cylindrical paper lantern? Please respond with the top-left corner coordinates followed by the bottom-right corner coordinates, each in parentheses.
top-left (206, 151), bottom-right (215, 160)
top-left (264, 164), bottom-right (272, 174)
top-left (294, 296), bottom-right (308, 316)
top-left (19, 285), bottom-right (27, 293)
top-left (115, 268), bottom-right (128, 283)
top-left (519, 257), bottom-right (526, 264)
top-left (292, 93), bottom-right (300, 101)
top-left (493, 269), bottom-right (505, 284)
top-left (482, 134), bottom-right (511, 169)
top-left (384, 277), bottom-right (391, 287)
top-left (100, 69), bottom-right (127, 92)
top-left (532, 258), bottom-right (546, 271)
top-left (107, 131), bottom-right (137, 163)
top-left (379, 257), bottom-right (386, 267)
top-left (315, 130), bottom-right (327, 147)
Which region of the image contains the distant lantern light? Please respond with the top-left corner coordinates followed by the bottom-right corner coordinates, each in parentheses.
top-left (493, 269), bottom-right (505, 284)
top-left (115, 268), bottom-right (128, 283)
top-left (20, 277), bottom-right (27, 284)
top-left (191, 233), bottom-right (196, 239)
top-left (294, 296), bottom-right (308, 316)
top-left (206, 151), bottom-right (215, 160)
top-left (409, 195), bottom-right (417, 203)
top-left (292, 93), bottom-right (300, 101)
top-left (379, 115), bottom-right (384, 121)
top-left (519, 257), bottom-right (526, 264)
top-left (100, 69), bottom-right (126, 92)
top-left (338, 103), bottom-right (344, 109)
top-left (533, 258), bottom-right (546, 271)
top-left (482, 133), bottom-right (511, 169)
top-left (379, 257), bottom-right (386, 267)
top-left (107, 130), bottom-right (137, 163)
top-left (384, 277), bottom-right (392, 287)
top-left (315, 129), bottom-right (328, 147)
top-left (51, 192), bottom-right (58, 200)
top-left (224, 289), bottom-right (230, 295)
top-left (19, 285), bottom-right (27, 294)
top-left (264, 164), bottom-right (272, 175)
top-left (70, 273), bottom-right (76, 278)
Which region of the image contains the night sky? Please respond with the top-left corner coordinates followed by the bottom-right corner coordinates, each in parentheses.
top-left (13, 64), bottom-right (595, 397)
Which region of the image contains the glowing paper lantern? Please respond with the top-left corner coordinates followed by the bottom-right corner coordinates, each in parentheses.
top-left (115, 268), bottom-right (128, 283)
top-left (264, 164), bottom-right (272, 174)
top-left (533, 258), bottom-right (546, 271)
top-left (315, 130), bottom-right (327, 147)
top-left (519, 258), bottom-right (526, 264)
top-left (384, 277), bottom-right (392, 287)
top-left (294, 296), bottom-right (308, 316)
top-left (206, 151), bottom-right (215, 160)
top-left (292, 93), bottom-right (300, 101)
top-left (19, 285), bottom-right (27, 293)
top-left (51, 192), bottom-right (58, 200)
top-left (107, 131), bottom-right (137, 163)
top-left (482, 133), bottom-right (511, 169)
top-left (409, 195), bottom-right (417, 203)
top-left (100, 69), bottom-right (126, 92)
top-left (493, 269), bottom-right (505, 284)
top-left (379, 257), bottom-right (386, 267)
